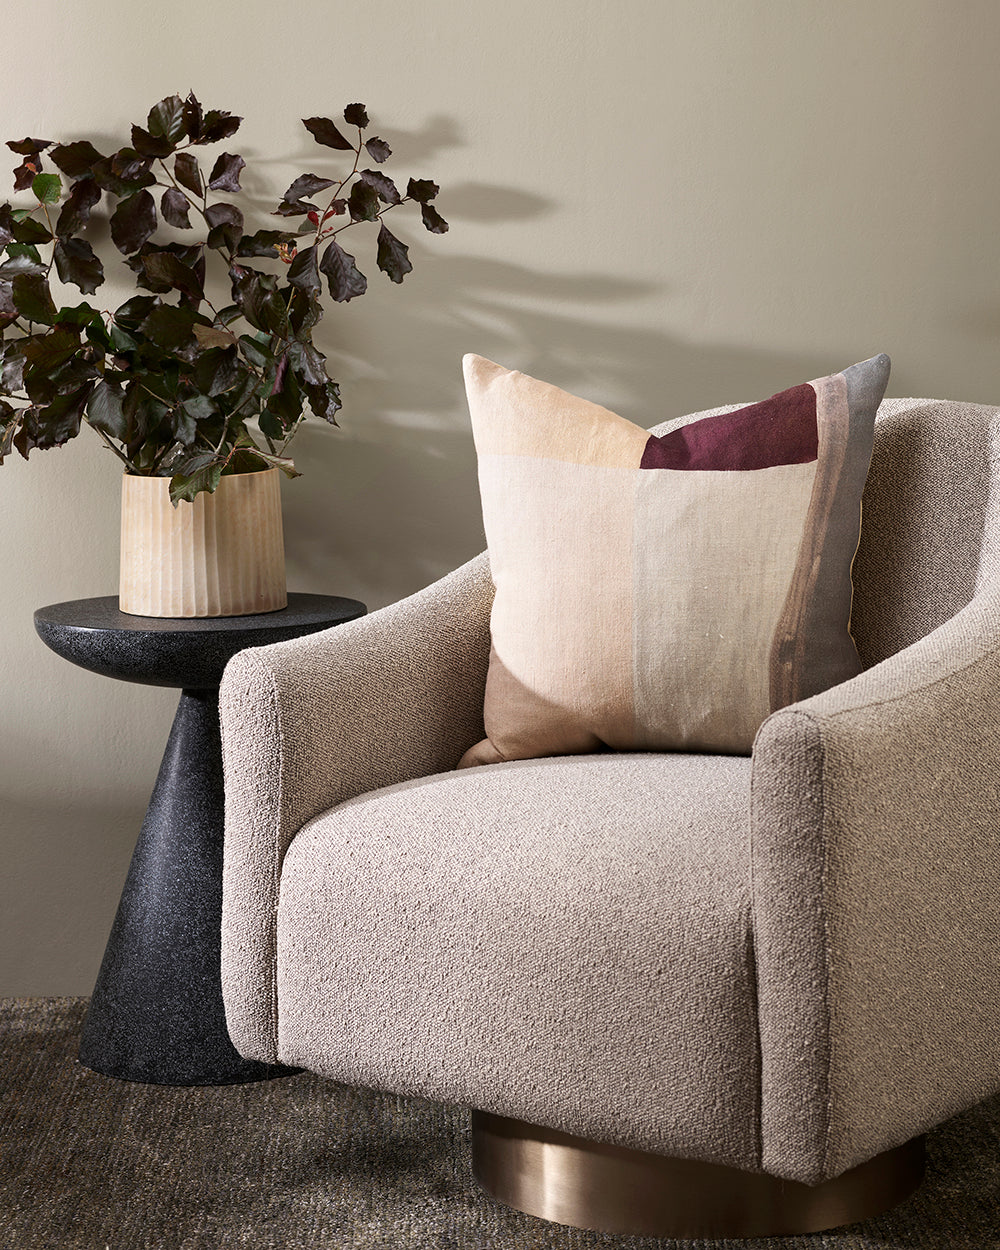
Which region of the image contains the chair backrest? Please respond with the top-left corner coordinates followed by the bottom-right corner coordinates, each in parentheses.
top-left (850, 398), bottom-right (1000, 668)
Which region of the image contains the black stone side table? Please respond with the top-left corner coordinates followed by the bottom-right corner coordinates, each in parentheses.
top-left (34, 594), bottom-right (366, 1086)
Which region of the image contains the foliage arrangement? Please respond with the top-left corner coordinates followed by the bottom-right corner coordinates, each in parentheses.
top-left (0, 94), bottom-right (447, 500)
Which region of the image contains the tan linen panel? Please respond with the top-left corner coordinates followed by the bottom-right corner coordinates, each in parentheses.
top-left (464, 354), bottom-right (649, 468)
top-left (481, 454), bottom-right (636, 758)
top-left (632, 462), bottom-right (817, 752)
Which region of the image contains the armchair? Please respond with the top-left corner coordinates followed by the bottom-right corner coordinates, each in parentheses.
top-left (219, 396), bottom-right (1000, 1238)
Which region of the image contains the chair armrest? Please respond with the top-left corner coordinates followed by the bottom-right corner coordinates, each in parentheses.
top-left (219, 551), bottom-right (493, 1062)
top-left (750, 589), bottom-right (1000, 1184)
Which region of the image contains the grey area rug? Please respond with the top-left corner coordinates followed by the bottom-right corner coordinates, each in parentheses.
top-left (1, 1000), bottom-right (998, 1249)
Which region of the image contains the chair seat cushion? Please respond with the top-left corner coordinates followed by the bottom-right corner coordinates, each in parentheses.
top-left (275, 752), bottom-right (763, 1169)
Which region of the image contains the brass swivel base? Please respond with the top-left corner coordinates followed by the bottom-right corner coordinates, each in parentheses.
top-left (472, 1111), bottom-right (925, 1239)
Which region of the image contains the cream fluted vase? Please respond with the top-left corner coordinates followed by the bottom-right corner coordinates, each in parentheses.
top-left (119, 468), bottom-right (287, 618)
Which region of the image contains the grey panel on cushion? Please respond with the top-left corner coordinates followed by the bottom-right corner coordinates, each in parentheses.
top-left (752, 586), bottom-right (1000, 1184)
top-left (220, 552), bottom-right (494, 1063)
top-left (275, 752), bottom-right (762, 1171)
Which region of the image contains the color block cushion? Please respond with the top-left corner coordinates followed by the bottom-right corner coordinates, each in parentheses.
top-left (458, 352), bottom-right (890, 766)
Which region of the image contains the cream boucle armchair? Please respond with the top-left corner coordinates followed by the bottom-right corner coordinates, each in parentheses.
top-left (219, 397), bottom-right (1000, 1239)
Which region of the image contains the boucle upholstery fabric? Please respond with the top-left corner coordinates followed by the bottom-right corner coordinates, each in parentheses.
top-left (275, 752), bottom-right (761, 1169)
top-left (219, 395), bottom-right (1000, 1187)
top-left (460, 353), bottom-right (889, 765)
top-left (752, 586), bottom-right (1000, 1183)
top-left (219, 553), bottom-right (494, 1062)
top-left (850, 398), bottom-right (1000, 663)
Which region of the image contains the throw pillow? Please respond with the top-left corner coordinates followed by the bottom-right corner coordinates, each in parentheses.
top-left (458, 351), bottom-right (890, 767)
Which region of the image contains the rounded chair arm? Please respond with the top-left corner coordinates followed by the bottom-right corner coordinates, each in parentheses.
top-left (219, 551), bottom-right (494, 1062)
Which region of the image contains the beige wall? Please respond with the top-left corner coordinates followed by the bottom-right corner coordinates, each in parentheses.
top-left (2, 0), bottom-right (998, 993)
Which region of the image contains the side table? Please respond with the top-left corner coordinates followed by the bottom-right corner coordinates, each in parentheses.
top-left (34, 593), bottom-right (366, 1086)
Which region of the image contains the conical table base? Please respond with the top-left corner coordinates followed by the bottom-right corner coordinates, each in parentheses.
top-left (79, 690), bottom-right (288, 1085)
top-left (34, 593), bottom-right (367, 1086)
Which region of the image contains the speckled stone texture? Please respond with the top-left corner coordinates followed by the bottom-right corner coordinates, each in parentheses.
top-left (33, 594), bottom-right (365, 1085)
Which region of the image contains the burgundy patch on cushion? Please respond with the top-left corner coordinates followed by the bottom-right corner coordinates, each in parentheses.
top-left (640, 382), bottom-right (819, 471)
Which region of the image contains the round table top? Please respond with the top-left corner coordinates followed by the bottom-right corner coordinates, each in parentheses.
top-left (34, 593), bottom-right (367, 690)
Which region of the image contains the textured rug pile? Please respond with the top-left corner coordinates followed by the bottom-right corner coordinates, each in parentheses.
top-left (1, 999), bottom-right (998, 1249)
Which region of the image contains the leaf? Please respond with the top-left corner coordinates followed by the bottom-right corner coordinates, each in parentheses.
top-left (286, 244), bottom-right (321, 296)
top-left (29, 383), bottom-right (93, 449)
top-left (0, 281), bottom-right (17, 327)
top-left (343, 103), bottom-right (369, 128)
top-left (406, 177), bottom-right (439, 203)
top-left (50, 140), bottom-right (104, 178)
top-left (170, 458), bottom-right (223, 503)
top-left (13, 161), bottom-right (41, 192)
top-left (10, 215), bottom-right (52, 245)
top-left (53, 238), bottom-right (104, 294)
top-left (7, 137), bottom-right (52, 157)
top-left (0, 251), bottom-right (45, 280)
top-left (170, 405), bottom-right (197, 446)
top-left (236, 229), bottom-right (295, 259)
top-left (319, 238), bottom-right (367, 302)
top-left (302, 116), bottom-right (354, 151)
top-left (198, 109), bottom-right (242, 145)
top-left (358, 168), bottom-right (401, 205)
top-left (348, 181), bottom-right (380, 222)
top-left (173, 152), bottom-right (202, 196)
top-left (287, 338), bottom-right (327, 388)
top-left (364, 136), bottom-right (392, 164)
top-left (112, 294), bottom-right (158, 330)
top-left (87, 379), bottom-right (128, 440)
top-left (138, 303), bottom-right (198, 350)
top-left (30, 172), bottom-right (61, 204)
top-left (147, 95), bottom-right (187, 144)
top-left (230, 267), bottom-right (287, 334)
top-left (208, 152), bottom-right (245, 192)
top-left (127, 241), bottom-right (203, 294)
top-left (55, 177), bottom-right (101, 236)
top-left (238, 334), bottom-right (273, 369)
top-left (273, 199), bottom-right (312, 218)
top-left (110, 189), bottom-right (157, 254)
top-left (205, 203), bottom-right (243, 230)
top-left (304, 377), bottom-right (341, 425)
top-left (160, 187), bottom-right (191, 228)
top-left (205, 201), bottom-right (243, 253)
top-left (11, 272), bottom-right (56, 323)
top-left (1, 341), bottom-right (25, 390)
top-left (282, 173), bottom-right (335, 202)
top-left (181, 393), bottom-right (217, 421)
top-left (54, 302), bottom-right (103, 328)
top-left (91, 156), bottom-right (155, 196)
top-left (420, 202), bottom-right (449, 234)
top-left (0, 405), bottom-right (18, 462)
top-left (258, 410), bottom-right (283, 441)
top-left (193, 324), bottom-right (236, 349)
top-left (193, 345), bottom-right (241, 396)
top-left (130, 124), bottom-right (175, 158)
top-left (141, 251), bottom-right (204, 302)
top-left (22, 325), bottom-right (83, 374)
top-left (0, 203), bottom-right (13, 246)
top-left (110, 148), bottom-right (152, 182)
top-left (242, 446), bottom-right (301, 477)
top-left (182, 93), bottom-right (203, 142)
top-left (376, 223), bottom-right (412, 284)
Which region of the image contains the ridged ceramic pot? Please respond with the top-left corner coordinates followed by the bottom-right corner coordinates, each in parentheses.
top-left (119, 468), bottom-right (287, 618)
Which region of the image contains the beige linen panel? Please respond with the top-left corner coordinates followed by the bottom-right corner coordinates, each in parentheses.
top-left (480, 455), bottom-right (636, 758)
top-left (464, 353), bottom-right (649, 468)
top-left (632, 462), bottom-right (817, 752)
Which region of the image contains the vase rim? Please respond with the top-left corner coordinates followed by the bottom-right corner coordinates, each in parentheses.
top-left (122, 466), bottom-right (278, 479)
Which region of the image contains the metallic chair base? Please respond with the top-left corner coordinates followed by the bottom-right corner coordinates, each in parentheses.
top-left (471, 1111), bottom-right (925, 1238)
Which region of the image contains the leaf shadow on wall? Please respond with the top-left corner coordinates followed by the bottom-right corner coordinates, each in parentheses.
top-left (282, 219), bottom-right (847, 612)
